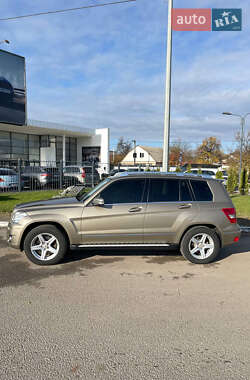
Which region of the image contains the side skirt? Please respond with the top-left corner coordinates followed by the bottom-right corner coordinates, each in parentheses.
top-left (70, 243), bottom-right (174, 249)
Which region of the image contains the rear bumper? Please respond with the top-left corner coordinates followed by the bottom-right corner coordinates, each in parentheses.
top-left (221, 224), bottom-right (241, 247)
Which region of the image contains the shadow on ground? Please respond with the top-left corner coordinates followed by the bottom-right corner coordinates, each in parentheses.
top-left (0, 235), bottom-right (249, 289)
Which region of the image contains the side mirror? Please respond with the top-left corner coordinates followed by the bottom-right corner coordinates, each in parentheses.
top-left (92, 197), bottom-right (104, 206)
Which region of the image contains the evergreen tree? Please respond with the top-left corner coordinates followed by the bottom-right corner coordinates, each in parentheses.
top-left (239, 167), bottom-right (248, 195)
top-left (227, 167), bottom-right (238, 194)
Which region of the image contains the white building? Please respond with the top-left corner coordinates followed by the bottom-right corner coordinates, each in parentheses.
top-left (0, 119), bottom-right (110, 173)
top-left (121, 145), bottom-right (163, 167)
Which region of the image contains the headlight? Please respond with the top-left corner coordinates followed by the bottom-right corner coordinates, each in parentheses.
top-left (11, 211), bottom-right (28, 224)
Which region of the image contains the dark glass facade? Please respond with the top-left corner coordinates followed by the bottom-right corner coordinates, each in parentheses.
top-left (0, 131), bottom-right (40, 161)
top-left (0, 131), bottom-right (78, 163)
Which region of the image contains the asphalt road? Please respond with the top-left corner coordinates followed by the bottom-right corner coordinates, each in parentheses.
top-left (0, 228), bottom-right (250, 380)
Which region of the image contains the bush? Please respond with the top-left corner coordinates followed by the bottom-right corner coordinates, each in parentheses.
top-left (197, 168), bottom-right (202, 175)
top-left (227, 167), bottom-right (238, 194)
top-left (216, 170), bottom-right (223, 179)
top-left (186, 164), bottom-right (192, 173)
top-left (239, 167), bottom-right (248, 195)
top-left (175, 166), bottom-right (181, 172)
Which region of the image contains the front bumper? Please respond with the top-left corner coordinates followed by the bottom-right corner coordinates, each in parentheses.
top-left (7, 220), bottom-right (27, 250)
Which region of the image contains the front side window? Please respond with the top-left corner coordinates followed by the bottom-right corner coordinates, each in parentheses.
top-left (100, 179), bottom-right (145, 204)
top-left (148, 179), bottom-right (179, 202)
top-left (190, 180), bottom-right (213, 201)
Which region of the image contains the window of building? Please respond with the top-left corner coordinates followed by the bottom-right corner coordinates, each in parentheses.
top-left (0, 131), bottom-right (11, 159)
top-left (140, 153), bottom-right (144, 158)
top-left (190, 180), bottom-right (213, 201)
top-left (66, 137), bottom-right (77, 164)
top-left (56, 136), bottom-right (63, 162)
top-left (148, 179), bottom-right (179, 202)
top-left (100, 179), bottom-right (145, 204)
top-left (29, 135), bottom-right (40, 161)
top-left (11, 133), bottom-right (28, 160)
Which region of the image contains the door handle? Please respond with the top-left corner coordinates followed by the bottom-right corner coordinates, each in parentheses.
top-left (178, 203), bottom-right (192, 209)
top-left (128, 206), bottom-right (142, 213)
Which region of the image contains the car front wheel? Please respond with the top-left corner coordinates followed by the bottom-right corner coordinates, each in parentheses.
top-left (180, 226), bottom-right (220, 264)
top-left (24, 224), bottom-right (68, 265)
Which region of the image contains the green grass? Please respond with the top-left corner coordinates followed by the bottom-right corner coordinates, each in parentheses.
top-left (231, 195), bottom-right (250, 219)
top-left (0, 190), bottom-right (60, 213)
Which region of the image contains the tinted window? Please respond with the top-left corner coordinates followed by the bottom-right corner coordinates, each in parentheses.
top-left (180, 180), bottom-right (192, 201)
top-left (148, 179), bottom-right (179, 202)
top-left (100, 179), bottom-right (145, 204)
top-left (64, 167), bottom-right (80, 173)
top-left (190, 180), bottom-right (213, 201)
top-left (0, 169), bottom-right (16, 175)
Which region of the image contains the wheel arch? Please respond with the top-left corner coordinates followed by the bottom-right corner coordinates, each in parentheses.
top-left (20, 222), bottom-right (70, 251)
top-left (179, 224), bottom-right (222, 248)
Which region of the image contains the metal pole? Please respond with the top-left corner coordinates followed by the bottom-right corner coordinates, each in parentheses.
top-left (163, 0), bottom-right (173, 172)
top-left (132, 139), bottom-right (136, 166)
top-left (239, 116), bottom-right (244, 185)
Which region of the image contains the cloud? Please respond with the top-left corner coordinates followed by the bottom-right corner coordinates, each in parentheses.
top-left (0, 0), bottom-right (249, 150)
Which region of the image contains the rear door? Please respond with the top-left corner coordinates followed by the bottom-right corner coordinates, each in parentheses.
top-left (144, 178), bottom-right (199, 244)
top-left (80, 178), bottom-right (146, 244)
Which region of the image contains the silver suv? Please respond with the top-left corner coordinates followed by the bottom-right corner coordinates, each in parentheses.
top-left (8, 172), bottom-right (240, 265)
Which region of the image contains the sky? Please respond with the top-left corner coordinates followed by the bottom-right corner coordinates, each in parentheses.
top-left (0, 0), bottom-right (250, 152)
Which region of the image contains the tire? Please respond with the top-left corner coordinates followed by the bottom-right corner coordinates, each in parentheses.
top-left (24, 224), bottom-right (68, 265)
top-left (180, 226), bottom-right (220, 264)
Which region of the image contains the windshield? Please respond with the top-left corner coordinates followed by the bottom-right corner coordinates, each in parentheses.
top-left (76, 178), bottom-right (111, 202)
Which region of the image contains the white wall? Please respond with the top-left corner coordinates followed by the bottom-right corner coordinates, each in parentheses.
top-left (76, 128), bottom-right (110, 174)
top-left (122, 146), bottom-right (155, 165)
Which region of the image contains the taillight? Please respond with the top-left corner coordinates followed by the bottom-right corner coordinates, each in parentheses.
top-left (222, 208), bottom-right (237, 224)
top-left (0, 178), bottom-right (4, 182)
top-left (81, 169), bottom-right (86, 178)
top-left (41, 173), bottom-right (50, 177)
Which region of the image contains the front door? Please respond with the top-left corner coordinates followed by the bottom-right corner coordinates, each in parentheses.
top-left (81, 178), bottom-right (146, 244)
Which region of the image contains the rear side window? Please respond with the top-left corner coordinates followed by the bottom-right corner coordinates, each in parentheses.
top-left (180, 180), bottom-right (193, 201)
top-left (190, 180), bottom-right (213, 201)
top-left (148, 179), bottom-right (179, 202)
top-left (100, 179), bottom-right (145, 204)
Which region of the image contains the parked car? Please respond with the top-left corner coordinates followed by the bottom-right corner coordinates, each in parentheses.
top-left (8, 172), bottom-right (240, 266)
top-left (184, 169), bottom-right (216, 178)
top-left (0, 168), bottom-right (20, 191)
top-left (109, 168), bottom-right (126, 176)
top-left (21, 166), bottom-right (60, 189)
top-left (63, 165), bottom-right (100, 187)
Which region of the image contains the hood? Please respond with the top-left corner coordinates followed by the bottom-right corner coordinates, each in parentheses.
top-left (15, 197), bottom-right (79, 211)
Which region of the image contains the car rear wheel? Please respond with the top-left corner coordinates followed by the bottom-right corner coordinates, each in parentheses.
top-left (24, 224), bottom-right (68, 265)
top-left (180, 226), bottom-right (220, 264)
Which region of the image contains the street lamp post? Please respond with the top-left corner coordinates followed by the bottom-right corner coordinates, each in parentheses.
top-left (163, 0), bottom-right (173, 172)
top-left (222, 112), bottom-right (250, 185)
top-left (132, 139), bottom-right (136, 166)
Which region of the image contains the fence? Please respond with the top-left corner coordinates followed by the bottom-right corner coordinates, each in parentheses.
top-left (0, 159), bottom-right (110, 193)
top-left (0, 160), bottom-right (171, 193)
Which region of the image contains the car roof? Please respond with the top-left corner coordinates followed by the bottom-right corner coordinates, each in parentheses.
top-left (112, 171), bottom-right (216, 181)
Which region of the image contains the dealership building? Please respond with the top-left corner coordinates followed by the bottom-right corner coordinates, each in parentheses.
top-left (0, 48), bottom-right (110, 172)
top-left (0, 120), bottom-right (110, 172)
